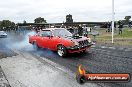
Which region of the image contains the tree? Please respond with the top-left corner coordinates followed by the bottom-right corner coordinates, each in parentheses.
top-left (1, 20), bottom-right (12, 28)
top-left (34, 17), bottom-right (47, 23)
top-left (124, 16), bottom-right (131, 21)
top-left (23, 20), bottom-right (27, 24)
top-left (66, 14), bottom-right (73, 23)
top-left (0, 20), bottom-right (15, 30)
top-left (124, 16), bottom-right (131, 25)
top-left (11, 22), bottom-right (15, 27)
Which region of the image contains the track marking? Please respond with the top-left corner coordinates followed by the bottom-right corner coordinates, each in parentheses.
top-left (101, 46), bottom-right (107, 49)
top-left (108, 47), bottom-right (116, 49)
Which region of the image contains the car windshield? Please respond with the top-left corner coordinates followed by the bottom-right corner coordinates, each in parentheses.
top-left (53, 29), bottom-right (72, 37)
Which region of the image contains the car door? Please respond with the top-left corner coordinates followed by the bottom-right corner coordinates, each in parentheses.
top-left (39, 30), bottom-right (52, 49)
top-left (36, 32), bottom-right (44, 48)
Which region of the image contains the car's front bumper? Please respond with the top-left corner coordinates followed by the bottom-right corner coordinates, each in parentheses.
top-left (0, 35), bottom-right (7, 38)
top-left (66, 42), bottom-right (93, 53)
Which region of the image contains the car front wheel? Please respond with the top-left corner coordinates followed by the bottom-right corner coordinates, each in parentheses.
top-left (57, 45), bottom-right (67, 57)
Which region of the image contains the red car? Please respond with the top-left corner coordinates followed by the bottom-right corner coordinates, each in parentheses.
top-left (29, 28), bottom-right (93, 57)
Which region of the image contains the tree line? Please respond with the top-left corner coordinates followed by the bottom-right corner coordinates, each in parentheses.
top-left (0, 16), bottom-right (131, 31)
top-left (0, 17), bottom-right (47, 31)
top-left (0, 20), bottom-right (15, 30)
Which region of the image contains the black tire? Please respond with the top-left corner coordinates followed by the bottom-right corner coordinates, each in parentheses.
top-left (76, 73), bottom-right (86, 84)
top-left (57, 45), bottom-right (67, 57)
top-left (33, 42), bottom-right (40, 50)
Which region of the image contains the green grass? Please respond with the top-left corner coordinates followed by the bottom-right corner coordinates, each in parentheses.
top-left (97, 36), bottom-right (111, 39)
top-left (128, 41), bottom-right (132, 45)
top-left (91, 28), bottom-right (132, 46)
top-left (95, 28), bottom-right (132, 39)
top-left (114, 29), bottom-right (132, 38)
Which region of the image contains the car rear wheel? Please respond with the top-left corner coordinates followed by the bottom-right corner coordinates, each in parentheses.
top-left (33, 42), bottom-right (40, 50)
top-left (57, 45), bottom-right (67, 57)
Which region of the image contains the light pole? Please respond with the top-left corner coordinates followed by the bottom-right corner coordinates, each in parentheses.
top-left (112, 0), bottom-right (115, 43)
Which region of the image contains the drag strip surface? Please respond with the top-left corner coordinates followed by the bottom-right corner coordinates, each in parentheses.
top-left (28, 45), bottom-right (132, 73)
top-left (27, 45), bottom-right (132, 87)
top-left (0, 38), bottom-right (17, 59)
top-left (2, 31), bottom-right (131, 87)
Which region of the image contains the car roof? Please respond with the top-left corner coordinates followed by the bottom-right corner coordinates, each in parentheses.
top-left (41, 28), bottom-right (66, 31)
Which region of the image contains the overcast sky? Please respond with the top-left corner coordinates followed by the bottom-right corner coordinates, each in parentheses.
top-left (0, 0), bottom-right (132, 23)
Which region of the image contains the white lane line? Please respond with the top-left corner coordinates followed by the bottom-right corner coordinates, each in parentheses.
top-left (125, 48), bottom-right (132, 52)
top-left (101, 46), bottom-right (108, 49)
top-left (108, 47), bottom-right (116, 50)
top-left (100, 46), bottom-right (116, 50)
top-left (118, 48), bottom-right (124, 50)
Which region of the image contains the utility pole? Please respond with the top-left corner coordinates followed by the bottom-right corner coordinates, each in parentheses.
top-left (112, 0), bottom-right (115, 43)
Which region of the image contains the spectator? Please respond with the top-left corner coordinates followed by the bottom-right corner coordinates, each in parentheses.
top-left (128, 21), bottom-right (132, 28)
top-left (73, 27), bottom-right (78, 36)
top-left (118, 23), bottom-right (123, 34)
top-left (114, 22), bottom-right (117, 31)
top-left (78, 26), bottom-right (83, 36)
top-left (114, 22), bottom-right (116, 28)
top-left (83, 27), bottom-right (88, 37)
top-left (68, 27), bottom-right (74, 34)
top-left (107, 23), bottom-right (111, 32)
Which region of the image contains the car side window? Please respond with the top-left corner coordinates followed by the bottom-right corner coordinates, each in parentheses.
top-left (40, 31), bottom-right (52, 37)
top-left (53, 30), bottom-right (63, 36)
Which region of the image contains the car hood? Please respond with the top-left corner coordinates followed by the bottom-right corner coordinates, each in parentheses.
top-left (64, 36), bottom-right (88, 42)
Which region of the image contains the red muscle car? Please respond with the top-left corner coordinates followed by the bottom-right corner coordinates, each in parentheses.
top-left (29, 28), bottom-right (93, 57)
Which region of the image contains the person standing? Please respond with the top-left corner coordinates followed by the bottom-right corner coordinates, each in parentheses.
top-left (83, 27), bottom-right (88, 37)
top-left (107, 22), bottom-right (111, 32)
top-left (78, 26), bottom-right (83, 36)
top-left (118, 23), bottom-right (123, 34)
top-left (114, 22), bottom-right (116, 31)
top-left (128, 21), bottom-right (132, 28)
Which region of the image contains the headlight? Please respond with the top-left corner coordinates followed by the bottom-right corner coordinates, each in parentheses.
top-left (71, 41), bottom-right (79, 46)
top-left (74, 41), bottom-right (79, 45)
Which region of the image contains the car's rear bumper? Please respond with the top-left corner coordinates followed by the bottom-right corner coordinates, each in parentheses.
top-left (67, 43), bottom-right (93, 53)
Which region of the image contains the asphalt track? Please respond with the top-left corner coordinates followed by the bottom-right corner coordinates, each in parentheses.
top-left (26, 44), bottom-right (132, 87)
top-left (0, 31), bottom-right (132, 87)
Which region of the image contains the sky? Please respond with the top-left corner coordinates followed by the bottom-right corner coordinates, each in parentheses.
top-left (0, 0), bottom-right (132, 23)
